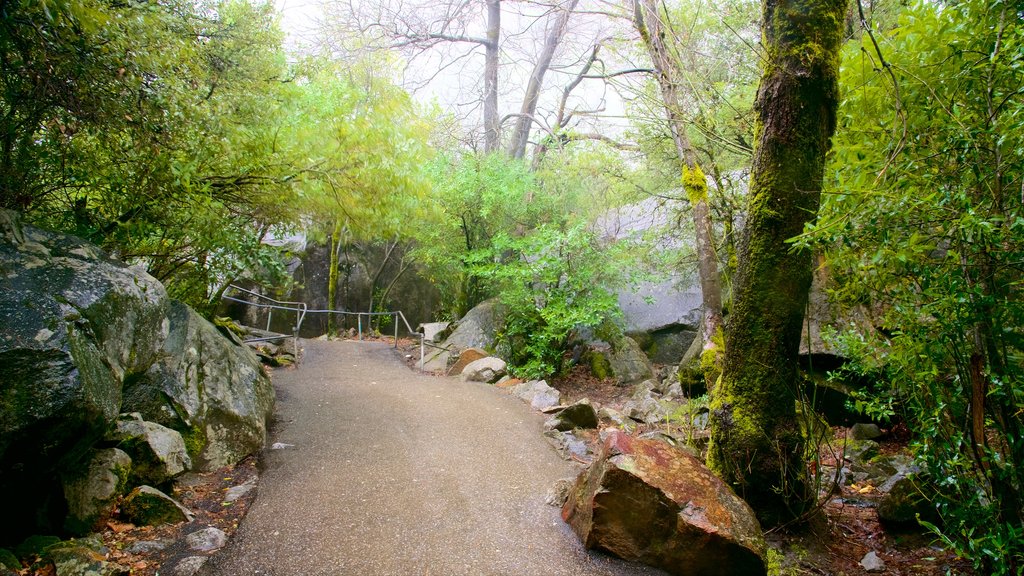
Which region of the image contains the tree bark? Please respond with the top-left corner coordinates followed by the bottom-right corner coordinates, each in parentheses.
top-left (483, 0), bottom-right (501, 153)
top-left (632, 0), bottom-right (724, 372)
top-left (706, 0), bottom-right (845, 525)
top-left (327, 221), bottom-right (344, 335)
top-left (507, 0), bottom-right (578, 159)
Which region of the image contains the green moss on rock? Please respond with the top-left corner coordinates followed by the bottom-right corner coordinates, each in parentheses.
top-left (589, 352), bottom-right (612, 380)
top-left (0, 548), bottom-right (20, 571)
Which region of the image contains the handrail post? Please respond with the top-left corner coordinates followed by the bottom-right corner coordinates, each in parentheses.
top-left (357, 314), bottom-right (363, 341)
top-left (393, 313), bottom-right (399, 348)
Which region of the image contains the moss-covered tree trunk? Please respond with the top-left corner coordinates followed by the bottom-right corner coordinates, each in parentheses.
top-left (706, 0), bottom-right (845, 525)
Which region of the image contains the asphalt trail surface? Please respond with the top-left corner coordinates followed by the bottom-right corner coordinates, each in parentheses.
top-left (199, 339), bottom-right (666, 576)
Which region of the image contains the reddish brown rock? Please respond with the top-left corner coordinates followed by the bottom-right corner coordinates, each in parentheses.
top-left (562, 430), bottom-right (766, 576)
top-left (446, 347), bottom-right (488, 376)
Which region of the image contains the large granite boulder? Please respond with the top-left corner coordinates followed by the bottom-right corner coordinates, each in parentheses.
top-left (106, 415), bottom-right (191, 485)
top-left (122, 300), bottom-right (273, 470)
top-left (562, 430), bottom-right (766, 576)
top-left (61, 448), bottom-right (132, 535)
top-left (606, 336), bottom-right (654, 386)
top-left (422, 298), bottom-right (503, 369)
top-left (0, 210), bottom-right (168, 539)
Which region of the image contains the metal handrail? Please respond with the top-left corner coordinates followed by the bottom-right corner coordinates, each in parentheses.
top-left (223, 286), bottom-right (428, 370)
top-left (301, 307), bottom-right (421, 360)
top-left (222, 285), bottom-right (307, 365)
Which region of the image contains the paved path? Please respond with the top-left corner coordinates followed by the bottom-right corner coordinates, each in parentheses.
top-left (199, 339), bottom-right (665, 576)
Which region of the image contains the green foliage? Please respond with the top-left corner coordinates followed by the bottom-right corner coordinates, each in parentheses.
top-left (471, 224), bottom-right (625, 380)
top-left (806, 0), bottom-right (1024, 569)
top-left (1, 0), bottom-right (432, 311)
top-left (415, 153), bottom-right (552, 319)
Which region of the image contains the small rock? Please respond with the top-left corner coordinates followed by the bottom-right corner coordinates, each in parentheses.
top-left (860, 551), bottom-right (885, 572)
top-left (545, 479), bottom-right (574, 507)
top-left (877, 475), bottom-right (940, 525)
top-left (126, 539), bottom-right (173, 554)
top-left (185, 527), bottom-right (228, 552)
top-left (446, 347), bottom-right (488, 376)
top-left (842, 439), bottom-right (879, 463)
top-left (174, 556), bottom-right (208, 576)
top-left (531, 389), bottom-right (561, 410)
top-left (597, 407), bottom-right (636, 434)
top-left (849, 423), bottom-right (883, 441)
top-left (44, 537), bottom-right (128, 576)
top-left (543, 430), bottom-right (589, 461)
top-left (270, 443), bottom-right (295, 450)
top-left (224, 477), bottom-right (257, 502)
top-left (544, 400), bottom-right (598, 431)
top-left (509, 380), bottom-right (561, 409)
top-left (121, 486), bottom-right (194, 526)
top-left (461, 356), bottom-right (507, 383)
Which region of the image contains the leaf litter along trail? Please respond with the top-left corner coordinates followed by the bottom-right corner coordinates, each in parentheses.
top-left (198, 339), bottom-right (666, 576)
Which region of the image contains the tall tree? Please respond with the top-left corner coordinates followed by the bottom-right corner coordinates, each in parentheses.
top-left (506, 0), bottom-right (579, 159)
top-left (810, 0), bottom-right (1024, 568)
top-left (631, 0), bottom-right (724, 378)
top-left (706, 0), bottom-right (846, 523)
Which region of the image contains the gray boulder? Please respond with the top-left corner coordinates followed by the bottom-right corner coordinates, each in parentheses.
top-left (508, 380), bottom-right (561, 410)
top-left (545, 400), bottom-right (599, 432)
top-left (544, 430), bottom-right (590, 461)
top-left (122, 300), bottom-right (274, 470)
top-left (460, 356), bottom-right (507, 383)
top-left (623, 383), bottom-right (681, 425)
top-left (849, 423), bottom-right (883, 441)
top-left (0, 210), bottom-right (168, 539)
top-left (106, 415), bottom-right (191, 485)
top-left (607, 336), bottom-right (654, 386)
top-left (439, 298), bottom-right (503, 354)
top-left (121, 485), bottom-right (194, 526)
top-left (62, 448), bottom-right (132, 535)
top-left (877, 475), bottom-right (940, 525)
top-left (562, 430), bottom-right (766, 575)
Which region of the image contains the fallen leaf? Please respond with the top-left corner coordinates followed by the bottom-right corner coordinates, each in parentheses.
top-left (107, 520), bottom-right (135, 533)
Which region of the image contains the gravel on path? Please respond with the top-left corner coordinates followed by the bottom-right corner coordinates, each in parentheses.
top-left (198, 339), bottom-right (666, 576)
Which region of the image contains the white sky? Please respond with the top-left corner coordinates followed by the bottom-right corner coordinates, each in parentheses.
top-left (273, 0), bottom-right (642, 146)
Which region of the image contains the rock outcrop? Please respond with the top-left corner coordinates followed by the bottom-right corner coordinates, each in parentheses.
top-left (123, 300), bottom-right (273, 469)
top-left (562, 430), bottom-right (767, 576)
top-left (0, 210), bottom-right (272, 541)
